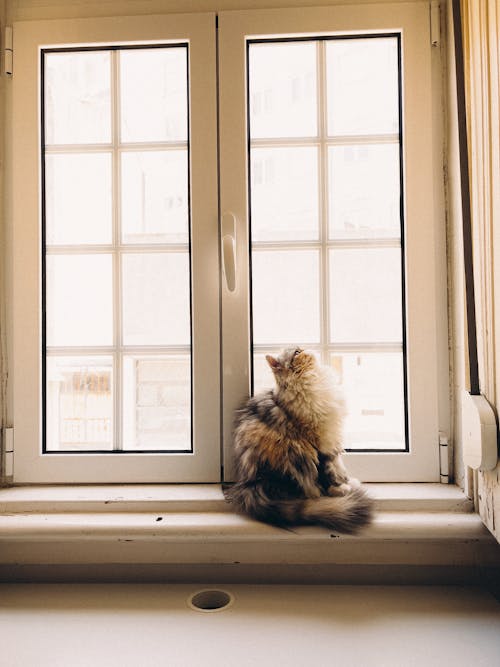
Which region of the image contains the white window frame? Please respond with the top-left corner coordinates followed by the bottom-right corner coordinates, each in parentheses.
top-left (12, 13), bottom-right (221, 483)
top-left (9, 3), bottom-right (447, 485)
top-left (218, 3), bottom-right (445, 482)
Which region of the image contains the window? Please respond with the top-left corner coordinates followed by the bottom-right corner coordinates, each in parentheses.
top-left (11, 3), bottom-right (446, 483)
top-left (219, 4), bottom-right (445, 482)
top-left (12, 14), bottom-right (220, 482)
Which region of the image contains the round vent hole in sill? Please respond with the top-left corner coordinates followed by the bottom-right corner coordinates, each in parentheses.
top-left (188, 589), bottom-right (234, 613)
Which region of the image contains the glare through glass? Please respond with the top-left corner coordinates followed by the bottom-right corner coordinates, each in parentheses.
top-left (43, 45), bottom-right (192, 453)
top-left (248, 36), bottom-right (406, 451)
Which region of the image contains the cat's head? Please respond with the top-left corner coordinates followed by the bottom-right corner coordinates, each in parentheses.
top-left (265, 348), bottom-right (317, 386)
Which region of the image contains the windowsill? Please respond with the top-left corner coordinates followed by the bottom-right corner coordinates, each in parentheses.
top-left (0, 482), bottom-right (475, 513)
top-left (0, 484), bottom-right (498, 583)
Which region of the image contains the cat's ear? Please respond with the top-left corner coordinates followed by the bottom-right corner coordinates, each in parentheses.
top-left (265, 355), bottom-right (281, 371)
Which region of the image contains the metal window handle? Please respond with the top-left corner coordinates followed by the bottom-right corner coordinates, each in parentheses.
top-left (221, 212), bottom-right (237, 292)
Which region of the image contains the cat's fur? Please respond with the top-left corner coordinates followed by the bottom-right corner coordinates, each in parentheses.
top-left (225, 348), bottom-right (374, 533)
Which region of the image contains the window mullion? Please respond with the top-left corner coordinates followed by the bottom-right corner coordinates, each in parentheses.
top-left (111, 49), bottom-right (122, 452)
top-left (318, 40), bottom-right (330, 367)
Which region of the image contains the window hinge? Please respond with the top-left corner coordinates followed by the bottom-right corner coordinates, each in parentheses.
top-left (439, 433), bottom-right (450, 484)
top-left (3, 26), bottom-right (13, 77)
top-left (430, 1), bottom-right (441, 48)
top-left (1, 427), bottom-right (14, 481)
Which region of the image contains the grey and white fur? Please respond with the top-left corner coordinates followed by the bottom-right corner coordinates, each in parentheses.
top-left (225, 348), bottom-right (374, 533)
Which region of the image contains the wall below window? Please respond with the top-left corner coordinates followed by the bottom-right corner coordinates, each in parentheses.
top-left (1, 584), bottom-right (500, 666)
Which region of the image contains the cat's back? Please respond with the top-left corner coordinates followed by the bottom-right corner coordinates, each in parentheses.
top-left (235, 389), bottom-right (282, 431)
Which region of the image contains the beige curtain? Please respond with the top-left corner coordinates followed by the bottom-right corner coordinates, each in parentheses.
top-left (460, 0), bottom-right (500, 541)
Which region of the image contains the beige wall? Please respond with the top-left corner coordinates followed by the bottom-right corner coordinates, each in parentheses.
top-left (6, 0), bottom-right (422, 22)
top-left (1, 0), bottom-right (8, 481)
top-left (445, 0), bottom-right (500, 541)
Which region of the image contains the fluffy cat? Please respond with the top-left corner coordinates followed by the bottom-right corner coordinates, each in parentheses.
top-left (225, 348), bottom-right (374, 533)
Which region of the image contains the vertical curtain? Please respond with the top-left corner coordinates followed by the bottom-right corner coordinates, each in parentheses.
top-left (460, 0), bottom-right (500, 542)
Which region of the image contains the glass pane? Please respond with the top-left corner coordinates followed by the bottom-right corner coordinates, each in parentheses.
top-left (123, 355), bottom-right (191, 451)
top-left (253, 351), bottom-right (280, 394)
top-left (122, 253), bottom-right (190, 346)
top-left (329, 248), bottom-right (403, 343)
top-left (328, 144), bottom-right (400, 239)
top-left (252, 250), bottom-right (320, 345)
top-left (326, 38), bottom-right (399, 136)
top-left (121, 151), bottom-right (189, 244)
top-left (330, 352), bottom-right (405, 450)
top-left (44, 51), bottom-right (111, 145)
top-left (45, 153), bottom-right (112, 245)
top-left (120, 47), bottom-right (188, 143)
top-left (251, 147), bottom-right (319, 241)
top-left (253, 349), bottom-right (321, 395)
top-left (46, 356), bottom-right (113, 451)
top-left (249, 42), bottom-right (317, 138)
top-left (46, 255), bottom-right (113, 347)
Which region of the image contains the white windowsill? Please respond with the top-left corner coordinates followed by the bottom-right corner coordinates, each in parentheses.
top-left (0, 482), bottom-right (474, 514)
top-left (0, 484), bottom-right (498, 582)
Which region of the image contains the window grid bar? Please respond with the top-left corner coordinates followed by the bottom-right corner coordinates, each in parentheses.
top-left (45, 244), bottom-right (190, 254)
top-left (252, 238), bottom-right (401, 251)
top-left (44, 142), bottom-right (189, 154)
top-left (318, 40), bottom-right (330, 367)
top-left (249, 134), bottom-right (399, 149)
top-left (253, 343), bottom-right (403, 353)
top-left (47, 346), bottom-right (191, 356)
top-left (111, 49), bottom-right (123, 451)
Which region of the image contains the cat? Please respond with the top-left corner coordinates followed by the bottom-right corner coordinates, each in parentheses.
top-left (225, 347), bottom-right (374, 533)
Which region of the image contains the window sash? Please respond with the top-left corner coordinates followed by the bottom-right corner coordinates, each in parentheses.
top-left (12, 13), bottom-right (221, 482)
top-left (10, 3), bottom-right (447, 484)
top-left (218, 3), bottom-right (444, 482)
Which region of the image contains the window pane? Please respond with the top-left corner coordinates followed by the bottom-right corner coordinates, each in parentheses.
top-left (249, 42), bottom-right (317, 138)
top-left (45, 153), bottom-right (112, 245)
top-left (251, 147), bottom-right (319, 241)
top-left (329, 248), bottom-right (402, 344)
top-left (253, 349), bottom-right (322, 394)
top-left (252, 250), bottom-right (320, 345)
top-left (330, 352), bottom-right (405, 450)
top-left (120, 47), bottom-right (188, 143)
top-left (46, 356), bottom-right (113, 451)
top-left (253, 351), bottom-right (280, 394)
top-left (122, 253), bottom-right (190, 346)
top-left (328, 144), bottom-right (400, 239)
top-left (121, 151), bottom-right (189, 244)
top-left (46, 255), bottom-right (113, 347)
top-left (44, 51), bottom-right (111, 145)
top-left (42, 44), bottom-right (195, 459)
top-left (326, 38), bottom-right (399, 136)
top-left (123, 355), bottom-right (190, 451)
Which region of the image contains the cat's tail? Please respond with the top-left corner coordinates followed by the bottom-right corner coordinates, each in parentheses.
top-left (225, 483), bottom-right (374, 534)
top-left (297, 488), bottom-right (374, 534)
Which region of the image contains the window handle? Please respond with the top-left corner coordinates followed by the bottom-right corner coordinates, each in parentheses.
top-left (221, 212), bottom-right (237, 292)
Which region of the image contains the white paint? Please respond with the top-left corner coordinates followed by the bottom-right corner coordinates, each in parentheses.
top-left (0, 482), bottom-right (476, 512)
top-left (0, 584), bottom-right (499, 667)
top-left (462, 392), bottom-right (498, 470)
